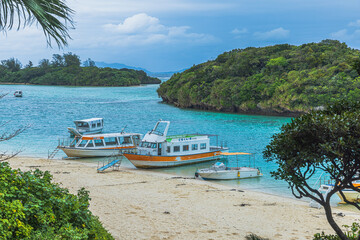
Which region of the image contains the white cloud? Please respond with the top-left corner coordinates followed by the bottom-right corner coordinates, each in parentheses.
top-left (331, 29), bottom-right (360, 41)
top-left (349, 20), bottom-right (360, 27)
top-left (231, 28), bottom-right (248, 34)
top-left (253, 27), bottom-right (289, 40)
top-left (104, 13), bottom-right (165, 34)
top-left (102, 13), bottom-right (216, 46)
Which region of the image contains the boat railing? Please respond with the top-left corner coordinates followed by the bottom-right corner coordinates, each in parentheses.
top-left (57, 138), bottom-right (77, 148)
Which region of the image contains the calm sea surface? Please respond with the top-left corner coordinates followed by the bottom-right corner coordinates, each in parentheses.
top-left (0, 84), bottom-right (318, 198)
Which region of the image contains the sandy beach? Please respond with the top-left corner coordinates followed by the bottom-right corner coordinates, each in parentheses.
top-left (7, 156), bottom-right (360, 240)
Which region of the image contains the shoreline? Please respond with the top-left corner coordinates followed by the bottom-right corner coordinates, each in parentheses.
top-left (0, 82), bottom-right (160, 87)
top-left (7, 156), bottom-right (360, 239)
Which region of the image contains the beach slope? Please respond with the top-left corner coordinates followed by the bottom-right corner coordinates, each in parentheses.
top-left (8, 157), bottom-right (360, 240)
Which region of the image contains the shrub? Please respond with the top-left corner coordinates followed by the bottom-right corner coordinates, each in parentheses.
top-left (313, 223), bottom-right (360, 240)
top-left (0, 162), bottom-right (114, 239)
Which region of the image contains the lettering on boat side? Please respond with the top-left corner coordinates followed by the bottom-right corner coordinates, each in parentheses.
top-left (179, 138), bottom-right (192, 141)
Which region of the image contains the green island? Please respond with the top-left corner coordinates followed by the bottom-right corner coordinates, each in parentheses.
top-left (0, 53), bottom-right (160, 86)
top-left (157, 39), bottom-right (360, 116)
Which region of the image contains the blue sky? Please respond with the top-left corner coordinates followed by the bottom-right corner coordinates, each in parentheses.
top-left (1, 0), bottom-right (360, 72)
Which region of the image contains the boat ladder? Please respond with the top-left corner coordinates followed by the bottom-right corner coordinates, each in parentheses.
top-left (48, 147), bottom-right (60, 159)
top-left (97, 155), bottom-right (123, 173)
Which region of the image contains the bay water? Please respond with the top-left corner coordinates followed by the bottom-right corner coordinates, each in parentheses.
top-left (0, 84), bottom-right (305, 197)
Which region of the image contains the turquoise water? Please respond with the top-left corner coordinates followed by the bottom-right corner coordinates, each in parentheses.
top-left (1, 84), bottom-right (295, 196)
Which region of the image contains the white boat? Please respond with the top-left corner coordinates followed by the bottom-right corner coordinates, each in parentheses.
top-left (14, 90), bottom-right (22, 97)
top-left (317, 180), bottom-right (360, 204)
top-left (68, 118), bottom-right (104, 136)
top-left (59, 132), bottom-right (142, 158)
top-left (337, 188), bottom-right (360, 204)
top-left (123, 120), bottom-right (228, 168)
top-left (195, 152), bottom-right (262, 180)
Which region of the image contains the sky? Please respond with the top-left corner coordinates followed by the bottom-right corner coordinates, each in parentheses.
top-left (1, 0), bottom-right (360, 72)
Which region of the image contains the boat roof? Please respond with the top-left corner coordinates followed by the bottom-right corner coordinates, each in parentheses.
top-left (80, 132), bottom-right (141, 139)
top-left (74, 118), bottom-right (103, 123)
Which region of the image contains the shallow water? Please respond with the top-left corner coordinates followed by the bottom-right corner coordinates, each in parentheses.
top-left (0, 84), bottom-right (328, 198)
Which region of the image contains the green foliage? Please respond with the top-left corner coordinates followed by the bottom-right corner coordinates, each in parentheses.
top-left (264, 100), bottom-right (360, 195)
top-left (0, 162), bottom-right (114, 239)
top-left (0, 53), bottom-right (160, 86)
top-left (0, 0), bottom-right (74, 47)
top-left (264, 99), bottom-right (360, 238)
top-left (314, 223), bottom-right (360, 240)
top-left (1, 58), bottom-right (22, 72)
top-left (158, 40), bottom-right (360, 115)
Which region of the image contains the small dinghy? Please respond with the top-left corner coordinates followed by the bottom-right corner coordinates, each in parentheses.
top-left (14, 90), bottom-right (22, 97)
top-left (195, 152), bottom-right (262, 180)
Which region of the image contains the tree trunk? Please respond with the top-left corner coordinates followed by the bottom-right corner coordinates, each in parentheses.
top-left (323, 203), bottom-right (348, 240)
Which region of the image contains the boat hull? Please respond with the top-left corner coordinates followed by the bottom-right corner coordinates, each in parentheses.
top-left (123, 151), bottom-right (222, 168)
top-left (60, 147), bottom-right (136, 158)
top-left (336, 190), bottom-right (360, 204)
top-left (197, 167), bottom-right (261, 180)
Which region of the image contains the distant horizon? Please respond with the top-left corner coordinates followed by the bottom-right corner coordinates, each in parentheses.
top-left (1, 0), bottom-right (360, 72)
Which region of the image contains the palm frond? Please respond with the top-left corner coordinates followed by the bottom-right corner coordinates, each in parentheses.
top-left (0, 0), bottom-right (74, 47)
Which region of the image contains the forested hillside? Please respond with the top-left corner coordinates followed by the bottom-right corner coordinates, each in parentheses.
top-left (0, 53), bottom-right (160, 86)
top-left (157, 40), bottom-right (360, 116)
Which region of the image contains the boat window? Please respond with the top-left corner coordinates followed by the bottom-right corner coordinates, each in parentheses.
top-left (151, 143), bottom-right (157, 148)
top-left (97, 122), bottom-right (101, 127)
top-left (78, 122), bottom-right (89, 128)
top-left (140, 142), bottom-right (147, 147)
top-left (132, 135), bottom-right (141, 146)
top-left (200, 143), bottom-right (206, 149)
top-left (192, 144), bottom-right (198, 150)
top-left (70, 137), bottom-right (80, 147)
top-left (104, 137), bottom-right (118, 146)
top-left (167, 146), bottom-right (171, 153)
top-left (121, 136), bottom-right (131, 144)
top-left (92, 123), bottom-right (96, 128)
top-left (183, 145), bottom-right (189, 151)
top-left (78, 140), bottom-right (88, 147)
top-left (94, 139), bottom-right (104, 146)
top-left (87, 141), bottom-right (94, 148)
top-left (174, 146), bottom-right (180, 152)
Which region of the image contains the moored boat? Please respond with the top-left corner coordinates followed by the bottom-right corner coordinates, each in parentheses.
top-left (59, 132), bottom-right (141, 158)
top-left (195, 152), bottom-right (262, 180)
top-left (335, 180), bottom-right (360, 204)
top-left (14, 90), bottom-right (22, 97)
top-left (123, 120), bottom-right (228, 168)
top-left (317, 180), bottom-right (360, 204)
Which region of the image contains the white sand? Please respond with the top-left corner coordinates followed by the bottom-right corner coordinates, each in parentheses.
top-left (8, 157), bottom-right (360, 240)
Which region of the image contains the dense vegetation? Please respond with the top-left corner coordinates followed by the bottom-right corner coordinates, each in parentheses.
top-left (157, 40), bottom-right (360, 116)
top-left (0, 53), bottom-right (160, 86)
top-left (0, 162), bottom-right (113, 239)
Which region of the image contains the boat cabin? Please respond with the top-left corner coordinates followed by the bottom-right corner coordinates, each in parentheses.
top-left (70, 132), bottom-right (141, 149)
top-left (137, 121), bottom-right (211, 156)
top-left (74, 118), bottom-right (104, 135)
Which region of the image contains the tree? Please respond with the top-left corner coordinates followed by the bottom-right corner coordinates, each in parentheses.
top-left (1, 58), bottom-right (22, 72)
top-left (25, 61), bottom-right (33, 68)
top-left (84, 58), bottom-right (96, 67)
top-left (63, 52), bottom-right (81, 67)
top-left (0, 0), bottom-right (74, 47)
top-left (263, 100), bottom-right (360, 240)
top-left (38, 59), bottom-right (51, 69)
top-left (0, 94), bottom-right (28, 161)
top-left (51, 54), bottom-right (65, 67)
